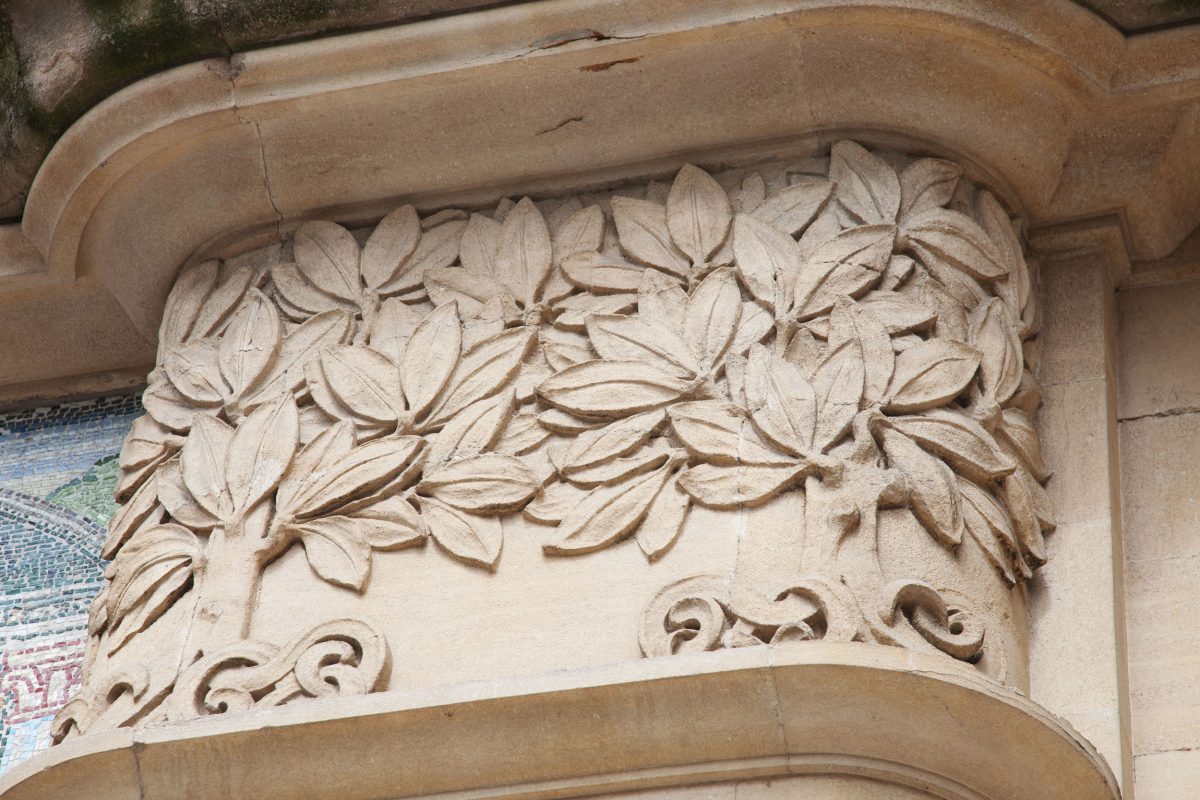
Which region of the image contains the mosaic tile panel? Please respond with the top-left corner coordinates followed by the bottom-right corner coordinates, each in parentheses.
top-left (0, 393), bottom-right (140, 774)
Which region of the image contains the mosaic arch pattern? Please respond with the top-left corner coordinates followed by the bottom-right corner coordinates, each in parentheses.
top-left (0, 394), bottom-right (140, 774)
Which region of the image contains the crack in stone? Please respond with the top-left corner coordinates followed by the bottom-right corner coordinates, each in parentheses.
top-left (1119, 404), bottom-right (1200, 422)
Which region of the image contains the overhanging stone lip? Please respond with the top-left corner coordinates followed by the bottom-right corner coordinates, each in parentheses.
top-left (0, 644), bottom-right (1119, 800)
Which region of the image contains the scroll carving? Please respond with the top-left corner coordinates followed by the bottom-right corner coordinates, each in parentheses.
top-left (61, 140), bottom-right (1052, 740)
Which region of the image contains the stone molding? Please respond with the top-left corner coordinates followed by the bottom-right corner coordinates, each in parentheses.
top-left (6, 0), bottom-right (1200, 398)
top-left (0, 645), bottom-right (1119, 800)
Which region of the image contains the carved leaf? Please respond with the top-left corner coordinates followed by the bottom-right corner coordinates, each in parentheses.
top-left (586, 314), bottom-right (698, 377)
top-left (423, 327), bottom-right (534, 426)
top-left (561, 410), bottom-right (665, 473)
top-left (106, 524), bottom-right (201, 652)
top-left (102, 476), bottom-right (165, 560)
top-left (958, 478), bottom-right (1017, 585)
top-left (159, 260), bottom-right (220, 349)
top-left (998, 471), bottom-right (1046, 566)
top-left (857, 291), bottom-right (937, 335)
top-left (811, 338), bottom-right (865, 452)
top-left (190, 267), bottom-right (256, 338)
top-left (635, 471), bottom-right (690, 561)
top-left (495, 411), bottom-right (552, 456)
top-left (424, 266), bottom-right (510, 318)
top-left (427, 390), bottom-right (514, 466)
top-left (730, 301), bottom-right (773, 357)
top-left (552, 205), bottom-right (605, 265)
top-left (180, 416), bottom-right (234, 519)
top-left (903, 208), bottom-right (1008, 280)
top-left (831, 301), bottom-right (893, 406)
top-left (633, 272), bottom-right (685, 339)
top-left (885, 339), bottom-right (981, 413)
top-left (164, 341), bottom-right (224, 407)
top-left (969, 298), bottom-right (1022, 404)
top-left (297, 517), bottom-right (372, 590)
top-left (910, 243), bottom-right (989, 307)
top-left (277, 420), bottom-right (356, 513)
top-left (318, 346), bottom-right (401, 425)
top-left (218, 290), bottom-right (282, 401)
top-left (246, 309), bottom-right (355, 405)
top-left (975, 191), bottom-right (1029, 318)
top-left (271, 263), bottom-right (351, 318)
top-left (683, 266), bottom-right (741, 370)
top-left (538, 360), bottom-right (692, 417)
top-left (400, 302), bottom-right (462, 417)
top-left (564, 449), bottom-right (670, 487)
top-left (361, 205), bottom-right (420, 291)
top-left (225, 394), bottom-right (299, 513)
top-left (735, 171), bottom-right (766, 213)
top-left (678, 462), bottom-right (804, 509)
top-left (495, 197), bottom-right (553, 306)
top-left (379, 219), bottom-right (467, 296)
top-left (995, 408), bottom-right (1051, 481)
top-left (545, 466), bottom-right (672, 554)
top-left (792, 225), bottom-right (895, 319)
top-left (294, 221), bottom-right (362, 303)
top-left (611, 196), bottom-right (690, 276)
top-left (459, 213), bottom-right (502, 276)
top-left (830, 141), bottom-right (901, 224)
top-left (751, 176), bottom-right (834, 236)
top-left (292, 435), bottom-right (425, 518)
top-left (157, 457), bottom-right (219, 530)
top-left (733, 213), bottom-right (797, 308)
top-left (669, 400), bottom-right (794, 465)
top-left (877, 426), bottom-right (963, 547)
top-left (898, 159), bottom-right (962, 221)
top-left (745, 345), bottom-right (817, 456)
top-left (422, 496), bottom-right (503, 569)
top-left (887, 409), bottom-right (1015, 483)
top-left (524, 481), bottom-right (589, 524)
top-left (370, 298), bottom-right (423, 365)
top-left (350, 495), bottom-right (428, 550)
top-left (553, 292), bottom-right (637, 331)
top-left (543, 340), bottom-right (595, 371)
top-left (562, 251), bottom-right (656, 293)
top-left (666, 164), bottom-right (732, 265)
top-left (538, 408), bottom-right (603, 434)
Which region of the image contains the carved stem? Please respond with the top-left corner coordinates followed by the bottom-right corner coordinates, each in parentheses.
top-left (182, 524), bottom-right (264, 664)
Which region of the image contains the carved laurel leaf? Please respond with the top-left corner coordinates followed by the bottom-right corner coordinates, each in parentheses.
top-left (560, 410), bottom-right (665, 474)
top-left (424, 266), bottom-right (511, 318)
top-left (180, 415), bottom-right (234, 519)
top-left (427, 390), bottom-right (514, 466)
top-left (562, 448), bottom-right (669, 488)
top-left (611, 196), bottom-right (690, 276)
top-left (877, 426), bottom-right (963, 547)
top-left (751, 176), bottom-right (834, 236)
top-left (361, 205), bottom-right (421, 291)
top-left (294, 221), bottom-right (362, 303)
top-left (552, 205), bottom-right (605, 266)
top-left (225, 394), bottom-right (299, 513)
top-left (666, 164), bottom-right (733, 265)
top-left (159, 259), bottom-right (220, 351)
top-left (460, 213), bottom-right (502, 276)
top-left (420, 453), bottom-right (540, 512)
top-left (400, 302), bottom-right (461, 418)
top-left (318, 346), bottom-right (401, 425)
top-left (745, 345), bottom-right (816, 456)
top-left (102, 476), bottom-right (165, 560)
top-left (958, 477), bottom-right (1018, 585)
top-left (975, 190), bottom-right (1029, 318)
top-left (903, 208), bottom-right (1008, 281)
top-left (885, 339), bottom-right (981, 413)
top-left (683, 266), bottom-right (741, 370)
top-left (524, 480), bottom-right (589, 524)
top-left (678, 462), bottom-right (804, 509)
top-left (379, 219), bottom-right (467, 296)
top-left (562, 251), bottom-right (656, 294)
top-left (811, 338), bottom-right (865, 452)
top-left (271, 263), bottom-right (351, 319)
top-left (735, 171), bottom-right (766, 213)
top-left (830, 141), bottom-right (901, 224)
top-left (553, 291), bottom-right (637, 331)
top-left (495, 197), bottom-right (553, 306)
top-left (157, 457), bottom-right (219, 530)
top-left (106, 524), bottom-right (201, 652)
top-left (731, 301), bottom-right (773, 357)
top-left (297, 517), bottom-right (372, 590)
top-left (856, 291), bottom-right (937, 335)
top-left (732, 213), bottom-right (795, 308)
top-left (276, 420), bottom-right (356, 513)
top-left (898, 159), bottom-right (962, 221)
top-left (792, 224), bottom-right (895, 319)
top-left (291, 435), bottom-right (425, 518)
top-left (635, 471), bottom-right (690, 562)
top-left (218, 290), bottom-right (282, 401)
top-left (190, 267), bottom-right (257, 339)
top-left (669, 400), bottom-right (794, 465)
top-left (887, 409), bottom-right (1015, 483)
top-left (995, 408), bottom-right (1051, 481)
top-left (910, 243), bottom-right (989, 308)
top-left (544, 466), bottom-right (672, 554)
top-left (422, 496), bottom-right (503, 569)
top-left (830, 301), bottom-right (893, 407)
top-left (969, 298), bottom-right (1022, 404)
top-left (423, 327), bottom-right (534, 427)
top-left (370, 298), bottom-right (423, 365)
top-left (998, 471), bottom-right (1046, 567)
top-left (586, 314), bottom-right (698, 377)
top-left (538, 360), bottom-right (692, 417)
top-left (164, 341), bottom-right (224, 407)
top-left (245, 309), bottom-right (355, 406)
top-left (543, 340), bottom-right (594, 371)
top-left (351, 495), bottom-right (428, 550)
top-left (637, 269), bottom-right (687, 333)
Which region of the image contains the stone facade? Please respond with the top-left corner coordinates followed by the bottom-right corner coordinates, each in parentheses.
top-left (2, 2), bottom-right (1200, 798)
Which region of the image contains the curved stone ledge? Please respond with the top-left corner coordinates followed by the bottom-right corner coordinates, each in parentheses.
top-left (0, 644), bottom-right (1118, 800)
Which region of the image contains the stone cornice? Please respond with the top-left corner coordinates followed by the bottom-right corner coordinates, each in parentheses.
top-left (3, 0), bottom-right (1200, 399)
top-left (0, 644), bottom-right (1119, 800)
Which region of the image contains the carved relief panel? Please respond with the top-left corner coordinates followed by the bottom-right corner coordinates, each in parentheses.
top-left (55, 141), bottom-right (1052, 740)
